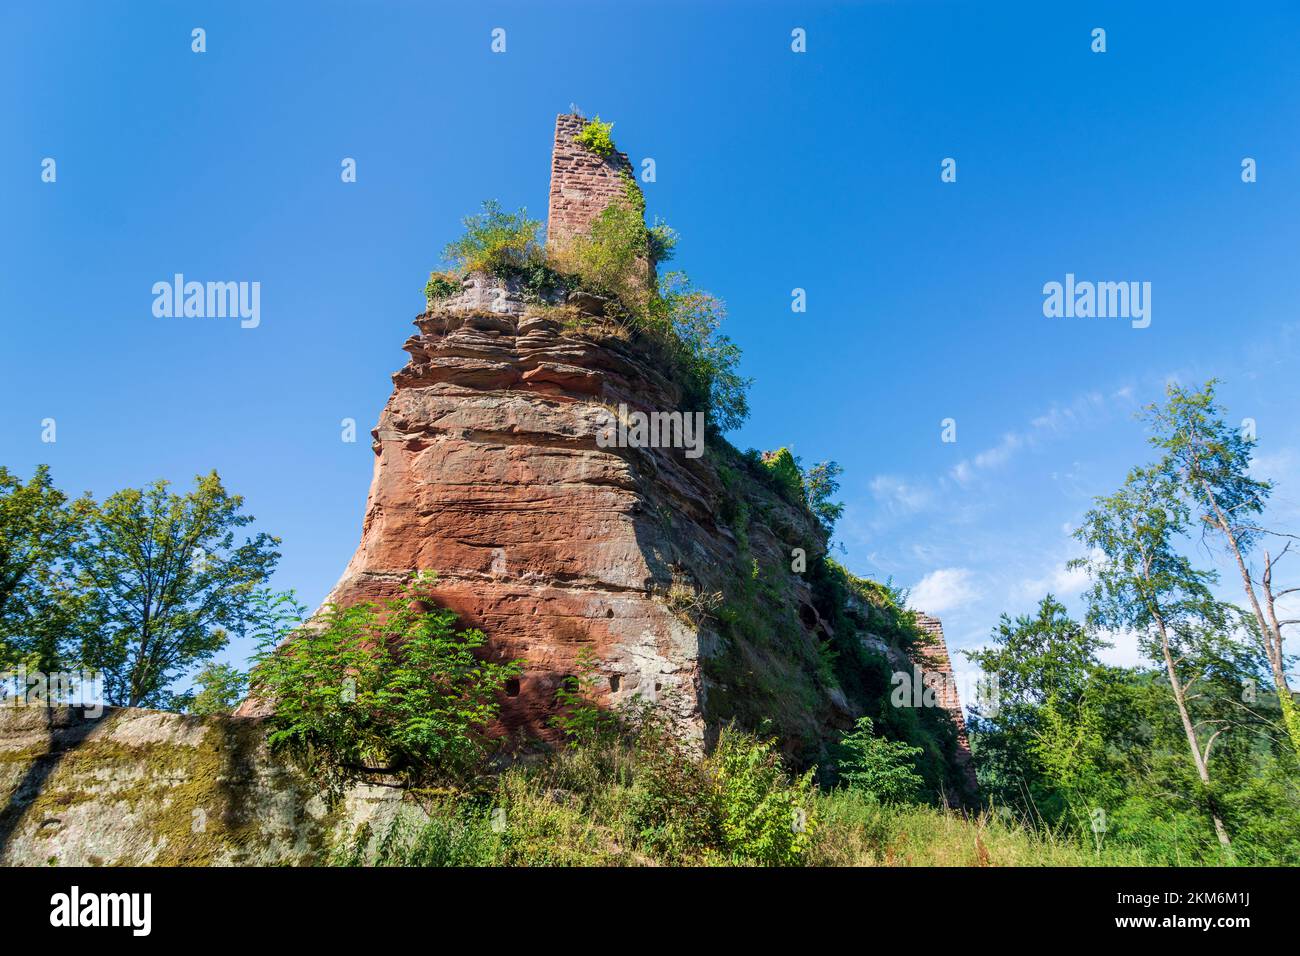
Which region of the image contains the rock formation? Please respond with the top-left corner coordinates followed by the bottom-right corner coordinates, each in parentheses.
top-left (259, 112), bottom-right (978, 794)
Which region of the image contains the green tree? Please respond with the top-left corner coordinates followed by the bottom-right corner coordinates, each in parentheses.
top-left (65, 471), bottom-right (280, 708)
top-left (836, 715), bottom-right (924, 802)
top-left (0, 465), bottom-right (90, 670)
top-left (1072, 466), bottom-right (1233, 849)
top-left (964, 595), bottom-right (1109, 821)
top-left (1145, 380), bottom-right (1300, 754)
top-left (186, 662), bottom-right (247, 716)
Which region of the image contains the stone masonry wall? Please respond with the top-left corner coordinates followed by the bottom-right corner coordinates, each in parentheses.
top-left (547, 113), bottom-right (640, 249)
top-left (914, 613), bottom-right (979, 797)
top-left (0, 706), bottom-right (404, 866)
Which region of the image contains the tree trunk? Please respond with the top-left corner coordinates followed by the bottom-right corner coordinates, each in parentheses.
top-left (1199, 479), bottom-right (1300, 755)
top-left (1153, 609), bottom-right (1232, 849)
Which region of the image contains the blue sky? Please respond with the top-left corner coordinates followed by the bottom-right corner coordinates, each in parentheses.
top-left (4, 1), bottom-right (1300, 681)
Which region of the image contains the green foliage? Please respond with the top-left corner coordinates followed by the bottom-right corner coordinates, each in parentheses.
top-left (757, 448), bottom-right (844, 534)
top-left (560, 200), bottom-right (654, 304)
top-left (441, 200), bottom-right (543, 276)
top-left (574, 115), bottom-right (615, 156)
top-left (837, 715), bottom-right (925, 802)
top-left (550, 647), bottom-right (619, 747)
top-left (761, 448), bottom-right (804, 501)
top-left (423, 270), bottom-right (461, 305)
top-left (1144, 380), bottom-right (1300, 756)
top-left (709, 727), bottom-right (817, 865)
top-left (0, 465), bottom-right (91, 671)
top-left (624, 707), bottom-right (720, 862)
top-left (334, 806), bottom-right (504, 867)
top-left (185, 662), bottom-right (247, 716)
top-left (66, 471), bottom-right (280, 708)
top-left (648, 273), bottom-right (751, 433)
top-left (251, 573), bottom-right (521, 798)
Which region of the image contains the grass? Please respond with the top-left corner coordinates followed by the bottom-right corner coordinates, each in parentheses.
top-left (330, 737), bottom-right (1152, 867)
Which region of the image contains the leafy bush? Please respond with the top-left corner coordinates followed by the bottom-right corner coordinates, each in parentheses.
top-left (759, 449), bottom-right (844, 533)
top-left (250, 573), bottom-right (521, 798)
top-left (836, 715), bottom-right (925, 802)
top-left (762, 448), bottom-right (804, 502)
top-left (555, 201), bottom-right (654, 305)
top-left (624, 709), bottom-right (720, 862)
top-left (550, 647), bottom-right (620, 747)
top-left (574, 115), bottom-right (616, 156)
top-left (648, 273), bottom-right (751, 433)
top-left (708, 727), bottom-right (817, 865)
top-left (424, 270), bottom-right (461, 306)
top-left (442, 200), bottom-right (543, 276)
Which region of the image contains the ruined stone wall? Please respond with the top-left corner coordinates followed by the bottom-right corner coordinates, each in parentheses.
top-left (0, 707), bottom-right (402, 866)
top-left (546, 113), bottom-right (640, 248)
top-left (914, 614), bottom-right (979, 796)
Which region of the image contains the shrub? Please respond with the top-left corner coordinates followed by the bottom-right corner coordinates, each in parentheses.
top-left (626, 712), bottom-right (719, 863)
top-left (442, 200), bottom-right (543, 276)
top-left (550, 647), bottom-right (620, 748)
top-left (424, 270), bottom-right (461, 306)
top-left (557, 201), bottom-right (653, 305)
top-left (249, 572), bottom-right (521, 798)
top-left (708, 727), bottom-right (817, 865)
top-left (759, 449), bottom-right (844, 534)
top-left (574, 115), bottom-right (616, 156)
top-left (836, 715), bottom-right (925, 802)
top-left (649, 273), bottom-right (751, 433)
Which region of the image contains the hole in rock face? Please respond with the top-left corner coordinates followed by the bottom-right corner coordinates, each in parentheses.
top-left (505, 678), bottom-right (520, 698)
top-left (654, 682), bottom-right (662, 692)
top-left (606, 609), bottom-right (614, 618)
top-left (609, 675), bottom-right (621, 693)
top-left (798, 603), bottom-right (818, 629)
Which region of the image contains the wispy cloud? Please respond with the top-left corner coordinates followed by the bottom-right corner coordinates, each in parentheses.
top-left (951, 387), bottom-right (1137, 485)
top-left (869, 474), bottom-right (934, 515)
top-left (908, 567), bottom-right (978, 615)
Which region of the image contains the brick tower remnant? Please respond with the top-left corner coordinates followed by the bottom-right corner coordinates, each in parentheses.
top-left (546, 113), bottom-right (643, 249)
top-left (914, 613), bottom-right (980, 799)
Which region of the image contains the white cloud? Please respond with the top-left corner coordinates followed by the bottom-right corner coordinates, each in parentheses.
top-left (908, 567), bottom-right (978, 616)
top-left (1015, 557), bottom-right (1092, 603)
top-left (949, 385), bottom-right (1137, 485)
top-left (869, 474), bottom-right (934, 514)
top-left (1097, 628), bottom-right (1146, 669)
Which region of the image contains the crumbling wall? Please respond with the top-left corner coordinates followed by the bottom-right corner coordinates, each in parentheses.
top-left (914, 614), bottom-right (979, 796)
top-left (546, 113), bottom-right (640, 248)
top-left (0, 707), bottom-right (401, 866)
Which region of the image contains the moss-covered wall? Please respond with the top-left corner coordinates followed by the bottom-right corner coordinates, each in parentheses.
top-left (0, 706), bottom-right (404, 866)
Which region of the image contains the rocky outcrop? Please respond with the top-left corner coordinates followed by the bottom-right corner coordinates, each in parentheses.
top-left (0, 707), bottom-right (402, 866)
top-left (294, 270), bottom-right (830, 747)
top-left (240, 113), bottom-right (976, 787)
